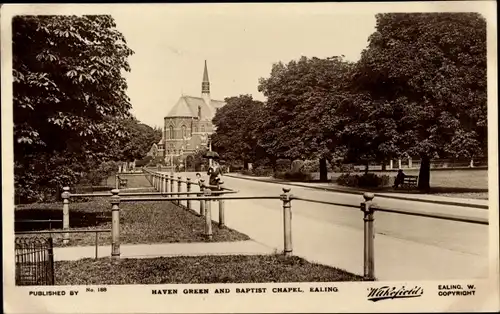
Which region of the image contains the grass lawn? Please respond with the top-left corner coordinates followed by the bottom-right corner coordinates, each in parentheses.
top-left (15, 197), bottom-right (249, 247)
top-left (105, 173), bottom-right (155, 191)
top-left (308, 169), bottom-right (489, 199)
top-left (55, 255), bottom-right (363, 285)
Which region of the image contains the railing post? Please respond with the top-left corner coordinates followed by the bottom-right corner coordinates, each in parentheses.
top-left (204, 188), bottom-right (213, 240)
top-left (280, 188), bottom-right (292, 256)
top-left (62, 187), bottom-right (70, 245)
top-left (163, 174), bottom-right (167, 194)
top-left (115, 174), bottom-right (119, 189)
top-left (177, 177), bottom-right (182, 205)
top-left (111, 189), bottom-right (121, 259)
top-left (165, 174), bottom-right (170, 195)
top-left (218, 181), bottom-right (225, 228)
top-left (170, 175), bottom-right (175, 197)
top-left (95, 231), bottom-right (98, 260)
top-left (361, 192), bottom-right (375, 281)
top-left (199, 179), bottom-right (206, 216)
top-left (186, 178), bottom-right (192, 210)
top-left (158, 174), bottom-right (162, 193)
top-left (48, 237), bottom-right (55, 284)
top-left (161, 174), bottom-right (165, 193)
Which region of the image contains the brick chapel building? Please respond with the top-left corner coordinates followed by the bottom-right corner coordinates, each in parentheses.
top-left (154, 61), bottom-right (225, 165)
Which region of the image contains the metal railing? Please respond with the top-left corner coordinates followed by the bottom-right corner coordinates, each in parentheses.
top-left (39, 168), bottom-right (488, 282)
top-left (15, 237), bottom-right (54, 286)
top-left (15, 229), bottom-right (111, 260)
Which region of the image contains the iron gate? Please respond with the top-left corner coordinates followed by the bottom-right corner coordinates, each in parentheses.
top-left (15, 237), bottom-right (55, 285)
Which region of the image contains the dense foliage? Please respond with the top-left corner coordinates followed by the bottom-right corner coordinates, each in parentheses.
top-left (211, 13), bottom-right (487, 190)
top-left (257, 56), bottom-right (352, 180)
top-left (211, 95), bottom-right (267, 169)
top-left (13, 15), bottom-right (137, 203)
top-left (120, 117), bottom-right (162, 162)
top-left (347, 13), bottom-right (487, 189)
top-left (336, 173), bottom-right (391, 188)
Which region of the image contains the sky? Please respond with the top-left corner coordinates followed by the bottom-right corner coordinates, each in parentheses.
top-left (111, 4), bottom-right (378, 128)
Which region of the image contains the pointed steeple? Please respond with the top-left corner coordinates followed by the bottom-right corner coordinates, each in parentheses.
top-left (201, 60), bottom-right (210, 95)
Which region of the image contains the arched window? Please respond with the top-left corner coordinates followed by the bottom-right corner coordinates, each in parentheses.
top-left (201, 124), bottom-right (205, 133)
top-left (169, 126), bottom-right (174, 139)
top-left (181, 125), bottom-right (187, 138)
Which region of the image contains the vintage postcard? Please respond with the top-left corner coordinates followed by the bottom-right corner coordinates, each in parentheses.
top-left (2, 2), bottom-right (499, 313)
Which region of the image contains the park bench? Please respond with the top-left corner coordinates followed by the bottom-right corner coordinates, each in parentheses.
top-left (401, 175), bottom-right (418, 189)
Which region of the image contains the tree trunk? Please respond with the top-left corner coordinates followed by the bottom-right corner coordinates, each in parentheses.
top-left (381, 160), bottom-right (386, 171)
top-left (244, 160), bottom-right (249, 170)
top-left (271, 157), bottom-right (277, 173)
top-left (319, 158), bottom-right (328, 182)
top-left (364, 161), bottom-right (369, 175)
top-left (418, 155), bottom-right (431, 191)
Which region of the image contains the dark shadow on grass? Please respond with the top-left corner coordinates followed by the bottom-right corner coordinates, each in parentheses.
top-left (15, 208), bottom-right (110, 232)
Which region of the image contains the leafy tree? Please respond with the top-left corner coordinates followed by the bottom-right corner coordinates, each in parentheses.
top-left (13, 15), bottom-right (134, 202)
top-left (258, 56), bottom-right (353, 181)
top-left (350, 13), bottom-right (487, 190)
top-left (119, 117), bottom-right (162, 162)
top-left (190, 148), bottom-right (209, 172)
top-left (211, 95), bottom-right (266, 169)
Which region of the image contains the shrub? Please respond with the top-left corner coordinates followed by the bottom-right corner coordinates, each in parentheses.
top-left (336, 173), bottom-right (391, 188)
top-left (357, 173), bottom-right (381, 187)
top-left (136, 156), bottom-right (153, 167)
top-left (336, 173), bottom-right (359, 187)
top-left (301, 159), bottom-right (319, 173)
top-left (240, 167), bottom-right (273, 177)
top-left (333, 163), bottom-right (355, 173)
top-left (252, 167), bottom-right (273, 177)
top-left (81, 160), bottom-right (118, 186)
top-left (240, 169), bottom-right (253, 176)
top-left (276, 159), bottom-right (292, 172)
top-left (291, 160), bottom-right (305, 172)
top-left (274, 170), bottom-right (312, 182)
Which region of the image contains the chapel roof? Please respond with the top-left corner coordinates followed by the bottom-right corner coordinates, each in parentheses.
top-left (166, 96), bottom-right (225, 121)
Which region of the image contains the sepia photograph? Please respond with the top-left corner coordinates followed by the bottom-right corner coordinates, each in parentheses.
top-left (2, 2), bottom-right (498, 313)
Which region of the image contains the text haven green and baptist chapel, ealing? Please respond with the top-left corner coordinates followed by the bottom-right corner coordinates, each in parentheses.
top-left (152, 61), bottom-right (226, 163)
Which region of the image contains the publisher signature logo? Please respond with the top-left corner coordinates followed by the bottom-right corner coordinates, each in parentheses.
top-left (367, 286), bottom-right (424, 302)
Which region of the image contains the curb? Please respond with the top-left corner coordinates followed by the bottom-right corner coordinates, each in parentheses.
top-left (225, 174), bottom-right (489, 210)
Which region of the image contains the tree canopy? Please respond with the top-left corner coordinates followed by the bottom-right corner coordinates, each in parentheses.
top-left (212, 13), bottom-right (487, 189)
top-left (256, 56), bottom-right (353, 179)
top-left (119, 117), bottom-right (162, 162)
top-left (13, 15), bottom-right (136, 202)
top-left (348, 13), bottom-right (487, 188)
top-left (211, 95), bottom-right (266, 167)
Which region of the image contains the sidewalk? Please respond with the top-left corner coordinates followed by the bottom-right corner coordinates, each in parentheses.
top-left (53, 240), bottom-right (275, 261)
top-left (226, 173), bottom-right (489, 209)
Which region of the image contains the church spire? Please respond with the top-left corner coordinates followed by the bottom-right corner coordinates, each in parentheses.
top-left (202, 60), bottom-right (210, 95)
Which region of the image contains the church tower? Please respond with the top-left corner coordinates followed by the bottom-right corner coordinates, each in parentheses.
top-left (201, 60), bottom-right (211, 108)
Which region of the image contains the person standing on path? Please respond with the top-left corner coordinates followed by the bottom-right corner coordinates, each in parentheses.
top-left (207, 159), bottom-right (222, 187)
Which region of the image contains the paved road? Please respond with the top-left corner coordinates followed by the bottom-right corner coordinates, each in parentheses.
top-left (164, 171), bottom-right (489, 281)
